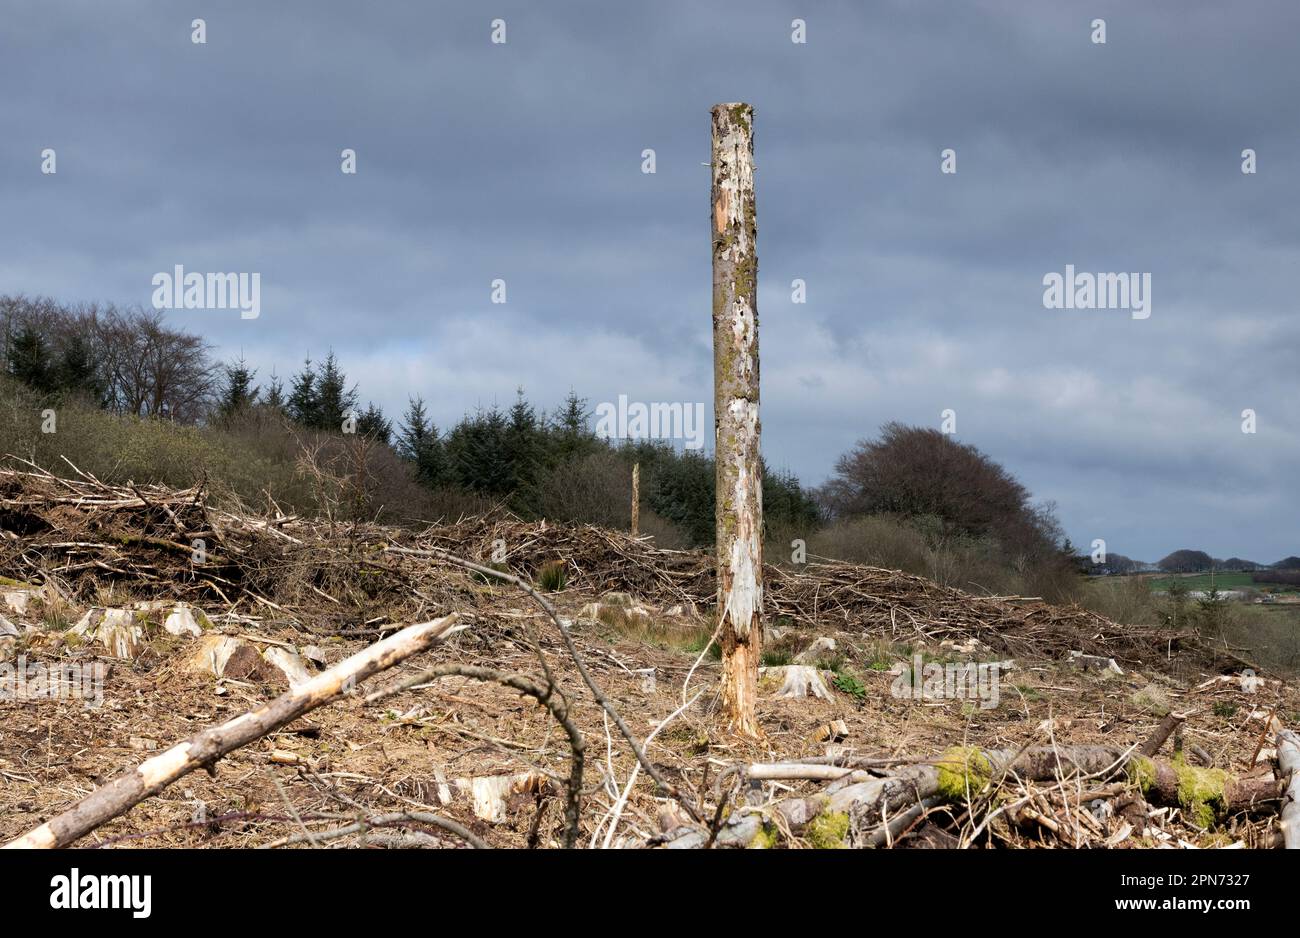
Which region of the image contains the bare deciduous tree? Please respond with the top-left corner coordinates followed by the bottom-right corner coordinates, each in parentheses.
top-left (97, 307), bottom-right (215, 421)
top-left (1, 295), bottom-right (216, 421)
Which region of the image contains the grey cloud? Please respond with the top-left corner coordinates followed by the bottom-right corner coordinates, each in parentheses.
top-left (1, 0), bottom-right (1296, 559)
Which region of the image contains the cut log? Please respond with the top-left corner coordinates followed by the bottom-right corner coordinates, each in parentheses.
top-left (1279, 729), bottom-right (1300, 849)
top-left (865, 796), bottom-right (944, 847)
top-left (2, 613), bottom-right (460, 849)
top-left (747, 762), bottom-right (871, 783)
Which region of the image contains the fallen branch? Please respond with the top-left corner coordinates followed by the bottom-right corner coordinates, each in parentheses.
top-left (261, 811), bottom-right (489, 850)
top-left (865, 796), bottom-right (945, 848)
top-left (3, 613), bottom-right (461, 849)
top-left (746, 763), bottom-right (871, 783)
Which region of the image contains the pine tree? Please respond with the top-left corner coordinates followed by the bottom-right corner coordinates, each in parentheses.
top-left (761, 463), bottom-right (820, 531)
top-left (263, 371), bottom-right (285, 411)
top-left (55, 333), bottom-right (103, 401)
top-left (397, 397), bottom-right (448, 488)
top-left (356, 401), bottom-right (392, 444)
top-left (218, 357), bottom-right (259, 418)
top-left (6, 323), bottom-right (55, 393)
top-left (556, 389), bottom-right (588, 437)
top-left (415, 430), bottom-right (448, 488)
top-left (648, 449), bottom-right (716, 546)
top-left (397, 396), bottom-right (432, 461)
top-left (551, 389), bottom-right (596, 463)
top-left (449, 405), bottom-right (511, 494)
top-left (287, 359), bottom-right (318, 426)
top-left (314, 351), bottom-right (357, 431)
top-left (505, 388), bottom-right (542, 515)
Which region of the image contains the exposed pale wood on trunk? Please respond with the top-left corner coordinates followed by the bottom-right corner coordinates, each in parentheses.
top-left (711, 101), bottom-right (762, 738)
top-left (2, 614), bottom-right (461, 849)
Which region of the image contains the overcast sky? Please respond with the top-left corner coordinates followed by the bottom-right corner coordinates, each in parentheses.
top-left (2, 1), bottom-right (1297, 561)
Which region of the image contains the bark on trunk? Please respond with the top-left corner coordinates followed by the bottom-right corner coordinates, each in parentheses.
top-left (3, 614), bottom-right (461, 849)
top-left (711, 102), bottom-right (762, 738)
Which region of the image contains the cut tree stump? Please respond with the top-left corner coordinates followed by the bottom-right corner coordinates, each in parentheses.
top-left (794, 637), bottom-right (838, 665)
top-left (762, 665), bottom-right (834, 700)
top-left (1067, 650), bottom-right (1123, 674)
top-left (810, 719), bottom-right (849, 743)
top-left (68, 602), bottom-right (213, 658)
top-left (184, 634), bottom-right (313, 688)
top-left (0, 614), bottom-right (18, 658)
top-left (455, 771), bottom-right (551, 823)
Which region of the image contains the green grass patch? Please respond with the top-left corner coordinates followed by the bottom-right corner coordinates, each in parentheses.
top-left (536, 560), bottom-right (568, 592)
top-left (761, 649), bottom-right (793, 667)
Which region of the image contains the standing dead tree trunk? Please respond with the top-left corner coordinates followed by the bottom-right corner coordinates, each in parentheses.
top-left (711, 102), bottom-right (763, 738)
top-left (631, 462), bottom-right (640, 536)
top-left (3, 614), bottom-right (461, 849)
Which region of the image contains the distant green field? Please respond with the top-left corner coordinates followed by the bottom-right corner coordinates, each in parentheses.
top-left (1148, 572), bottom-right (1298, 593)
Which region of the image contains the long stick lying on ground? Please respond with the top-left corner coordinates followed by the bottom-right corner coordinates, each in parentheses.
top-left (262, 811), bottom-right (489, 850)
top-left (3, 613), bottom-right (461, 850)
